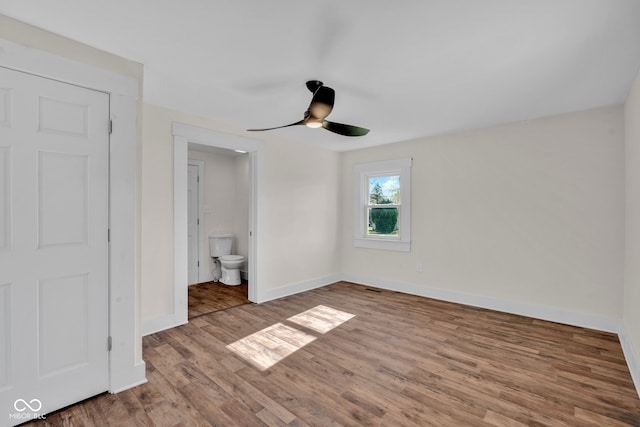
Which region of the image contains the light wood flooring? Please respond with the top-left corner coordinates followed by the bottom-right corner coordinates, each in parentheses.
top-left (28, 281), bottom-right (640, 426)
top-left (188, 281), bottom-right (249, 319)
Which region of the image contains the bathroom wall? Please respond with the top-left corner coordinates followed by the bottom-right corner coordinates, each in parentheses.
top-left (187, 147), bottom-right (249, 281)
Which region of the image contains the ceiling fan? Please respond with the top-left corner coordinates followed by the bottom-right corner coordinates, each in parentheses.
top-left (247, 80), bottom-right (370, 137)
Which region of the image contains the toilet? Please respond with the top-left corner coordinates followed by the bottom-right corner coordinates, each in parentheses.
top-left (208, 234), bottom-right (245, 286)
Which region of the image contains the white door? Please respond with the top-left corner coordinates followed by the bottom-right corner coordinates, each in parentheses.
top-left (187, 164), bottom-right (199, 284)
top-left (0, 66), bottom-right (109, 424)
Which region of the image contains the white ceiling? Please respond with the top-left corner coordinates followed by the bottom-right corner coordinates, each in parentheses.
top-left (2, 1), bottom-right (640, 151)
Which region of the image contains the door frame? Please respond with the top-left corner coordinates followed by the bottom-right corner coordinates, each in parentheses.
top-left (187, 159), bottom-right (205, 283)
top-left (0, 38), bottom-right (146, 393)
top-left (173, 123), bottom-right (265, 325)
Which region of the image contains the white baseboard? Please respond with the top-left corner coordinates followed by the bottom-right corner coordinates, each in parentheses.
top-left (255, 274), bottom-right (343, 303)
top-left (619, 323), bottom-right (640, 399)
top-left (340, 274), bottom-right (621, 333)
top-left (142, 313), bottom-right (187, 336)
top-left (146, 274), bottom-right (621, 334)
top-left (109, 361), bottom-right (147, 394)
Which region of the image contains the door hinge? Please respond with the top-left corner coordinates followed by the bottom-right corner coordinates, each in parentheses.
top-left (108, 228), bottom-right (110, 242)
top-left (107, 336), bottom-right (112, 352)
top-left (197, 261), bottom-right (200, 267)
top-left (197, 218), bottom-right (200, 225)
top-left (108, 120), bottom-right (113, 134)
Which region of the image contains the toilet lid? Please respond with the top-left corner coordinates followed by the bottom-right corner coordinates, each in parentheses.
top-left (219, 255), bottom-right (244, 261)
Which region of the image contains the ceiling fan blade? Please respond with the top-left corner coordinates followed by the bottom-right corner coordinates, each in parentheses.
top-left (306, 80), bottom-right (324, 93)
top-left (322, 120), bottom-right (370, 137)
top-left (309, 86), bottom-right (335, 120)
top-left (247, 120), bottom-right (304, 132)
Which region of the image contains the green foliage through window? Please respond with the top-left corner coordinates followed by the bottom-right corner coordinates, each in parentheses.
top-left (369, 207), bottom-right (398, 235)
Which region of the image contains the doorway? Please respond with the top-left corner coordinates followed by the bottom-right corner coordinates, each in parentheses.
top-left (186, 147), bottom-right (250, 318)
top-left (172, 123), bottom-right (265, 325)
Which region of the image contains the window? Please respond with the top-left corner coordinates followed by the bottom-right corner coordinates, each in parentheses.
top-left (354, 158), bottom-right (412, 251)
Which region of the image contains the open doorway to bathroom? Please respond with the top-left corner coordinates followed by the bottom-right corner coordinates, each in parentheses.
top-left (173, 123), bottom-right (265, 325)
top-left (187, 145), bottom-right (250, 318)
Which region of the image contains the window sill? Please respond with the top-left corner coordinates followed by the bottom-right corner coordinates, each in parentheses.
top-left (354, 238), bottom-right (410, 252)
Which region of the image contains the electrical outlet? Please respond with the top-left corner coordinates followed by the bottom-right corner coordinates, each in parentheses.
top-left (416, 262), bottom-right (424, 272)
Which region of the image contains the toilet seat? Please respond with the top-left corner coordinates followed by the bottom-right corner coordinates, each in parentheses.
top-left (219, 255), bottom-right (244, 262)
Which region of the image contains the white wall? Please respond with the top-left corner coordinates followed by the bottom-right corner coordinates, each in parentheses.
top-left (187, 148), bottom-right (249, 280)
top-left (624, 68), bottom-right (640, 391)
top-left (142, 104), bottom-right (342, 327)
top-left (262, 138), bottom-right (342, 299)
top-left (342, 106), bottom-right (625, 330)
top-left (0, 15), bottom-right (143, 80)
top-left (141, 104), bottom-right (175, 320)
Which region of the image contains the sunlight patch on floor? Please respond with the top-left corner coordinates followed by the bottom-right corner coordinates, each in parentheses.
top-left (226, 305), bottom-right (355, 370)
top-left (226, 322), bottom-right (316, 370)
top-left (287, 305), bottom-right (356, 334)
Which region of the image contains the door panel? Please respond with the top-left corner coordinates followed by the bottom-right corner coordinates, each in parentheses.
top-left (38, 152), bottom-right (89, 247)
top-left (0, 88), bottom-right (10, 127)
top-left (0, 283), bottom-right (10, 391)
top-left (187, 164), bottom-right (199, 284)
top-left (38, 273), bottom-right (89, 377)
top-left (0, 66), bottom-right (109, 425)
top-left (0, 147), bottom-right (9, 251)
top-left (38, 96), bottom-right (89, 137)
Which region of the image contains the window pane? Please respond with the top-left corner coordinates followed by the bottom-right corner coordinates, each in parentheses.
top-left (369, 176), bottom-right (400, 204)
top-left (368, 207), bottom-right (399, 236)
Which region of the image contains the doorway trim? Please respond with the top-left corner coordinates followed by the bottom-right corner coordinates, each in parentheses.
top-left (173, 123), bottom-right (265, 324)
top-left (0, 38), bottom-right (145, 393)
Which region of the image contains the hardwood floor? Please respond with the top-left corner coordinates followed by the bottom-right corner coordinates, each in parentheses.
top-left (188, 281), bottom-right (249, 319)
top-left (29, 281), bottom-right (640, 426)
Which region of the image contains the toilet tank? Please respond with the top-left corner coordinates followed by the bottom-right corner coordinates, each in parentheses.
top-left (209, 234), bottom-right (233, 257)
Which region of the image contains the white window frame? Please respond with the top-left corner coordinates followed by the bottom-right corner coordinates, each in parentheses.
top-left (353, 158), bottom-right (412, 252)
